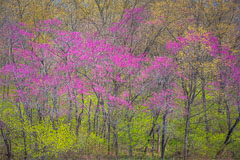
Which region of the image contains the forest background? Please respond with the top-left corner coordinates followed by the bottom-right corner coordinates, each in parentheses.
top-left (0, 0), bottom-right (240, 159)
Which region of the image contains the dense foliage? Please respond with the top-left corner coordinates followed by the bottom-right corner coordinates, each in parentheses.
top-left (0, 0), bottom-right (239, 159)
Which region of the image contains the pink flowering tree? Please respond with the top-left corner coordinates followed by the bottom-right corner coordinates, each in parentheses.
top-left (83, 39), bottom-right (145, 158)
top-left (0, 20), bottom-right (88, 158)
top-left (138, 56), bottom-right (179, 159)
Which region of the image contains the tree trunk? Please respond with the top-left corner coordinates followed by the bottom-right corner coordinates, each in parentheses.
top-left (96, 106), bottom-right (99, 136)
top-left (2, 75), bottom-right (7, 102)
top-left (76, 108), bottom-right (84, 137)
top-left (94, 99), bottom-right (100, 135)
top-left (127, 120), bottom-right (133, 157)
top-left (184, 101), bottom-right (190, 160)
top-left (161, 113), bottom-right (167, 160)
top-left (183, 71), bottom-right (197, 160)
top-left (68, 99), bottom-right (72, 123)
top-left (88, 99), bottom-right (92, 132)
top-left (113, 125), bottom-right (119, 160)
top-left (224, 100), bottom-right (240, 144)
top-left (23, 130), bottom-right (27, 160)
top-left (226, 101), bottom-right (231, 131)
top-left (157, 124), bottom-right (161, 154)
top-left (224, 116), bottom-right (240, 144)
top-left (75, 99), bottom-right (78, 122)
top-left (101, 107), bottom-right (107, 138)
top-left (152, 124), bottom-right (155, 158)
top-left (201, 78), bottom-right (209, 140)
top-left (0, 127), bottom-right (11, 160)
top-left (52, 88), bottom-right (58, 129)
top-left (16, 102), bottom-right (28, 159)
top-left (144, 112), bottom-right (160, 154)
top-left (107, 108), bottom-right (111, 155)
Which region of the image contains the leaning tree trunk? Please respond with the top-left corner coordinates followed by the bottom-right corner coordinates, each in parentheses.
top-left (224, 115), bottom-right (240, 145)
top-left (224, 100), bottom-right (240, 145)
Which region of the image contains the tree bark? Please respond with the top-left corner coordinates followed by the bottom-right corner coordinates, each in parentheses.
top-left (161, 113), bottom-right (167, 160)
top-left (226, 101), bottom-right (231, 131)
top-left (94, 99), bottom-right (100, 135)
top-left (113, 124), bottom-right (119, 160)
top-left (76, 108), bottom-right (84, 137)
top-left (157, 124), bottom-right (161, 154)
top-left (224, 116), bottom-right (240, 145)
top-left (107, 107), bottom-right (111, 155)
top-left (184, 101), bottom-right (190, 160)
top-left (224, 100), bottom-right (240, 144)
top-left (0, 125), bottom-right (11, 160)
top-left (68, 99), bottom-right (72, 123)
top-left (23, 130), bottom-right (27, 160)
top-left (88, 99), bottom-right (92, 132)
top-left (152, 125), bottom-right (155, 158)
top-left (127, 119), bottom-right (133, 157)
top-left (201, 78), bottom-right (209, 141)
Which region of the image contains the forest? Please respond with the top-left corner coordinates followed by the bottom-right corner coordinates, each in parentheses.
top-left (0, 0), bottom-right (239, 159)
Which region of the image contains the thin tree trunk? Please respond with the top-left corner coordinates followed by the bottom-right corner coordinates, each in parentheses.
top-left (184, 101), bottom-right (190, 160)
top-left (76, 93), bottom-right (85, 136)
top-left (6, 84), bottom-right (9, 98)
top-left (127, 119), bottom-right (133, 157)
top-left (113, 125), bottom-right (119, 160)
top-left (88, 99), bottom-right (92, 132)
top-left (157, 124), bottom-right (161, 154)
top-left (226, 101), bottom-right (231, 131)
top-left (144, 112), bottom-right (160, 154)
top-left (224, 116), bottom-right (240, 144)
top-left (52, 88), bottom-right (58, 129)
top-left (96, 106), bottom-right (99, 136)
top-left (107, 108), bottom-right (111, 155)
top-left (94, 99), bottom-right (100, 135)
top-left (76, 108), bottom-right (84, 137)
top-left (0, 127), bottom-right (11, 160)
top-left (101, 107), bottom-right (107, 138)
top-left (75, 99), bottom-right (78, 122)
top-left (161, 113), bottom-right (167, 160)
top-left (201, 78), bottom-right (209, 140)
top-left (16, 102), bottom-right (28, 159)
top-left (152, 123), bottom-right (155, 158)
top-left (183, 71), bottom-right (197, 160)
top-left (2, 85), bottom-right (6, 100)
top-left (68, 99), bottom-right (72, 123)
top-left (224, 100), bottom-right (240, 144)
top-left (23, 130), bottom-right (27, 160)
top-left (2, 75), bottom-right (7, 102)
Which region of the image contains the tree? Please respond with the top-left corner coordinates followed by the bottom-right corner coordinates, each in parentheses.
top-left (166, 30), bottom-right (229, 159)
top-left (141, 56), bottom-right (179, 159)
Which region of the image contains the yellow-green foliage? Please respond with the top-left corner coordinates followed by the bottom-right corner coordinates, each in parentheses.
top-left (0, 101), bottom-right (79, 159)
top-left (27, 119), bottom-right (78, 158)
